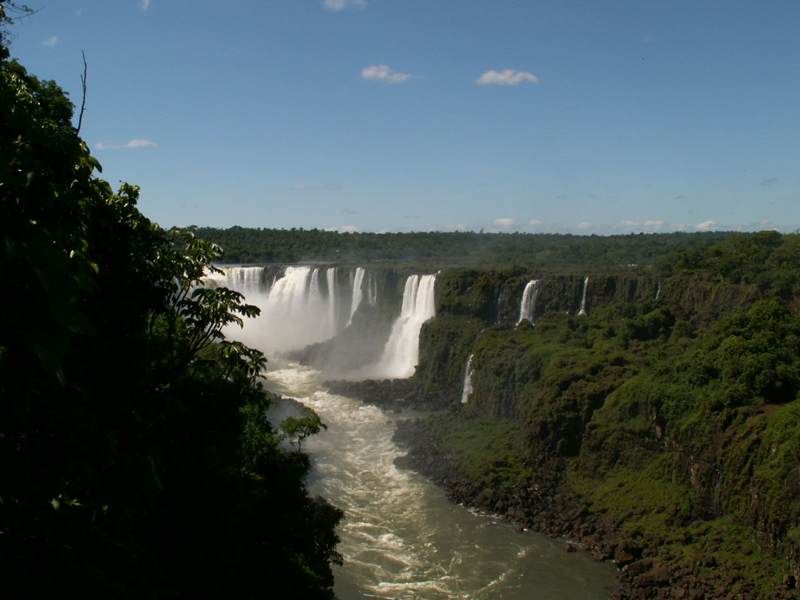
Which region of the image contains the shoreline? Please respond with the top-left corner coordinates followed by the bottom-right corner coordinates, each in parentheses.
top-left (324, 378), bottom-right (794, 600)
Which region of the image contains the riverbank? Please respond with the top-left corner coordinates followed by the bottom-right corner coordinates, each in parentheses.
top-left (332, 378), bottom-right (798, 600)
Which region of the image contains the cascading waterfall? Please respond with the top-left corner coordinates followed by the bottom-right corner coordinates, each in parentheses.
top-left (655, 282), bottom-right (661, 300)
top-left (210, 265), bottom-right (348, 354)
top-left (362, 274), bottom-right (436, 380)
top-left (326, 268), bottom-right (338, 333)
top-left (211, 266), bottom-right (436, 380)
top-left (205, 265), bottom-right (266, 292)
top-left (461, 354), bottom-right (474, 404)
top-left (517, 279), bottom-right (541, 325)
top-left (347, 267), bottom-right (366, 326)
top-left (577, 276), bottom-right (589, 317)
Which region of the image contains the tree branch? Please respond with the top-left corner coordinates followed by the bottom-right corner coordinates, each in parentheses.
top-left (76, 50), bottom-right (87, 135)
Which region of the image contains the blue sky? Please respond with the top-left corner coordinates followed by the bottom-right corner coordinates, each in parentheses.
top-left (8, 0), bottom-right (800, 234)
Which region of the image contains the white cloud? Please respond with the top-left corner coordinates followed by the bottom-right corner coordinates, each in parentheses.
top-left (41, 36), bottom-right (58, 47)
top-left (323, 0), bottom-right (366, 11)
top-left (325, 225), bottom-right (359, 233)
top-left (644, 220), bottom-right (666, 228)
top-left (291, 185), bottom-right (309, 191)
top-left (95, 139), bottom-right (158, 150)
top-left (529, 220), bottom-right (544, 226)
top-left (475, 69), bottom-right (539, 86)
top-left (142, 0), bottom-right (151, 10)
top-left (494, 218), bottom-right (516, 229)
top-left (619, 219), bottom-right (640, 227)
top-left (577, 221), bottom-right (592, 231)
top-left (361, 64), bottom-right (416, 84)
top-left (324, 182), bottom-right (346, 191)
top-left (695, 220), bottom-right (717, 231)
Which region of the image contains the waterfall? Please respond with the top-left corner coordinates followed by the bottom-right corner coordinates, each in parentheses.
top-left (326, 267), bottom-right (338, 333)
top-left (461, 354), bottom-right (474, 404)
top-left (577, 276), bottom-right (589, 316)
top-left (518, 279), bottom-right (541, 325)
top-left (366, 272), bottom-right (377, 306)
top-left (211, 265), bottom-right (347, 354)
top-left (346, 267), bottom-right (365, 326)
top-left (205, 266), bottom-right (265, 292)
top-left (655, 281), bottom-right (661, 300)
top-left (363, 274), bottom-right (436, 379)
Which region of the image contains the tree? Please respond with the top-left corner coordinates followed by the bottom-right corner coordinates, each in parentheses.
top-left (0, 17), bottom-right (341, 599)
top-left (281, 407), bottom-right (328, 452)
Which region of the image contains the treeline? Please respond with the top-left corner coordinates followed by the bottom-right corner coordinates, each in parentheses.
top-left (0, 9), bottom-right (340, 599)
top-left (185, 225), bottom-right (739, 271)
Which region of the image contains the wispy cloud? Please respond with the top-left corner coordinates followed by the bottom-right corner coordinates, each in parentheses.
top-left (325, 225), bottom-right (359, 233)
top-left (577, 221), bottom-right (592, 231)
top-left (41, 36), bottom-right (58, 47)
top-left (475, 69), bottom-right (539, 86)
top-left (760, 177), bottom-right (779, 187)
top-left (361, 64), bottom-right (417, 84)
top-left (323, 0), bottom-right (366, 11)
top-left (95, 139), bottom-right (158, 150)
top-left (142, 0), bottom-right (151, 10)
top-left (324, 182), bottom-right (346, 191)
top-left (291, 185), bottom-right (310, 191)
top-left (494, 217), bottom-right (517, 229)
top-left (529, 220), bottom-right (544, 226)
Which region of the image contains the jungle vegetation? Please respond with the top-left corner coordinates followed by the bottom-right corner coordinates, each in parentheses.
top-left (413, 231), bottom-right (800, 597)
top-left (0, 6), bottom-right (341, 598)
top-left (185, 224), bottom-right (740, 270)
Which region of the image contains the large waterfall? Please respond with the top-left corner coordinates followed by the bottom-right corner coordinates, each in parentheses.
top-left (210, 266), bottom-right (436, 380)
top-left (359, 274), bottom-right (436, 380)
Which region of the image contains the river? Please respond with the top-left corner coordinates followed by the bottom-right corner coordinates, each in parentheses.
top-left (263, 359), bottom-right (619, 600)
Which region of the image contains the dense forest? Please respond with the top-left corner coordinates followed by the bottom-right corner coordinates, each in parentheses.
top-left (0, 4), bottom-right (341, 598)
top-left (186, 224), bottom-right (739, 270)
top-left (399, 231), bottom-right (800, 599)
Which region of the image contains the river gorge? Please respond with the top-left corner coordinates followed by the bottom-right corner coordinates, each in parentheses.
top-left (209, 261), bottom-right (800, 599)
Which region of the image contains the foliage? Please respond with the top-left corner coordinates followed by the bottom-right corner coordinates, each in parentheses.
top-left (0, 32), bottom-right (340, 598)
top-left (184, 224), bottom-right (737, 270)
top-left (280, 406), bottom-right (328, 452)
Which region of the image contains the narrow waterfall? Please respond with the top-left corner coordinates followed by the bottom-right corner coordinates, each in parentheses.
top-left (655, 281), bottom-right (661, 300)
top-left (517, 279), bottom-right (541, 325)
top-left (326, 267), bottom-right (338, 333)
top-left (461, 354), bottom-right (474, 404)
top-left (577, 276), bottom-right (589, 317)
top-left (363, 274), bottom-right (436, 380)
top-left (366, 272), bottom-right (378, 306)
top-left (346, 267), bottom-right (365, 326)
